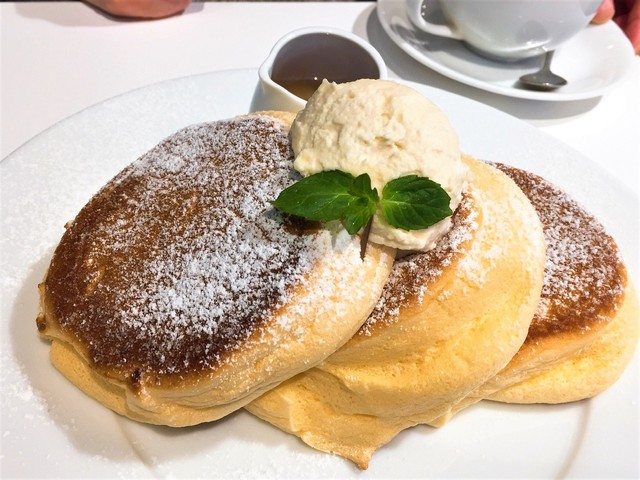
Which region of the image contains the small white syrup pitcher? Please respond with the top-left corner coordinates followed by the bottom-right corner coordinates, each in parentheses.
top-left (255, 27), bottom-right (387, 112)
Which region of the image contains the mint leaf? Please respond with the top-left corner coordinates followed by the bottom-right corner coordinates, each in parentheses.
top-left (381, 175), bottom-right (452, 230)
top-left (343, 174), bottom-right (379, 234)
top-left (272, 170), bottom-right (379, 235)
top-left (271, 170), bottom-right (356, 222)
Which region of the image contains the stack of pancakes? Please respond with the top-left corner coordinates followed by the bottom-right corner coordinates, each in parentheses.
top-left (246, 154), bottom-right (638, 468)
top-left (37, 111), bottom-right (638, 467)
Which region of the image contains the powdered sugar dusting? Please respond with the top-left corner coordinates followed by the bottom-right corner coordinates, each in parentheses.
top-left (43, 116), bottom-right (336, 376)
top-left (496, 163), bottom-right (625, 339)
top-left (453, 162), bottom-right (546, 292)
top-left (360, 192), bottom-right (478, 334)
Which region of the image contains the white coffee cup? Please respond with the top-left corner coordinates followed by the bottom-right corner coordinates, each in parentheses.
top-left (255, 27), bottom-right (387, 112)
top-left (406, 0), bottom-right (601, 60)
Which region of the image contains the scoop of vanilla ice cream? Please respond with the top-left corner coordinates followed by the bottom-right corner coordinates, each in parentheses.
top-left (291, 79), bottom-right (468, 251)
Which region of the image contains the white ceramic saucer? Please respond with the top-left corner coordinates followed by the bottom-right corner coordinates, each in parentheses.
top-left (377, 0), bottom-right (635, 101)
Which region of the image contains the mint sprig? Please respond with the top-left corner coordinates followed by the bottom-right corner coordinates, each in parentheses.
top-left (272, 170), bottom-right (452, 253)
top-left (272, 171), bottom-right (378, 235)
top-left (381, 175), bottom-right (453, 230)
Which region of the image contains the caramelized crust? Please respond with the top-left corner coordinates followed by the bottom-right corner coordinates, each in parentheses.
top-left (41, 116), bottom-right (325, 378)
top-left (495, 163), bottom-right (626, 341)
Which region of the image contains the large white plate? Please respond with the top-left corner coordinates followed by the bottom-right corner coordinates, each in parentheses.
top-left (1, 69), bottom-right (638, 479)
top-left (377, 0), bottom-right (635, 101)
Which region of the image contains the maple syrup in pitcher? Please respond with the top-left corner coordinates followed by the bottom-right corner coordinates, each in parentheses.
top-left (270, 33), bottom-right (382, 101)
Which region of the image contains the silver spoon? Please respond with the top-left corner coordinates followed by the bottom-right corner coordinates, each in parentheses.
top-left (519, 50), bottom-right (567, 91)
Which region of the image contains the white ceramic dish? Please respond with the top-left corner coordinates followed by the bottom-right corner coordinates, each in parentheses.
top-left (1, 69), bottom-right (638, 478)
top-left (377, 0), bottom-right (635, 101)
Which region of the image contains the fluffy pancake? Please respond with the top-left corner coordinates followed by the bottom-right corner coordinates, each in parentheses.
top-left (431, 164), bottom-right (638, 423)
top-left (487, 284), bottom-right (638, 404)
top-left (245, 155), bottom-right (546, 469)
top-left (37, 112), bottom-right (395, 427)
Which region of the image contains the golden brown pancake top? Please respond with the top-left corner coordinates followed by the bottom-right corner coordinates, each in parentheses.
top-left (496, 163), bottom-right (626, 341)
top-left (41, 116), bottom-right (325, 377)
top-left (360, 192), bottom-right (478, 335)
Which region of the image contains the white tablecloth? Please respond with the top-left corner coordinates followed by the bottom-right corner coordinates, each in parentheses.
top-left (2, 1), bottom-right (639, 194)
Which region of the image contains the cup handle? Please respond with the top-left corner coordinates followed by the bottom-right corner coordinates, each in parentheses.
top-left (406, 0), bottom-right (463, 40)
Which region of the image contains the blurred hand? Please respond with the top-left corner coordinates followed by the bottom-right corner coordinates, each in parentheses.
top-left (84, 0), bottom-right (192, 19)
top-left (593, 0), bottom-right (640, 53)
